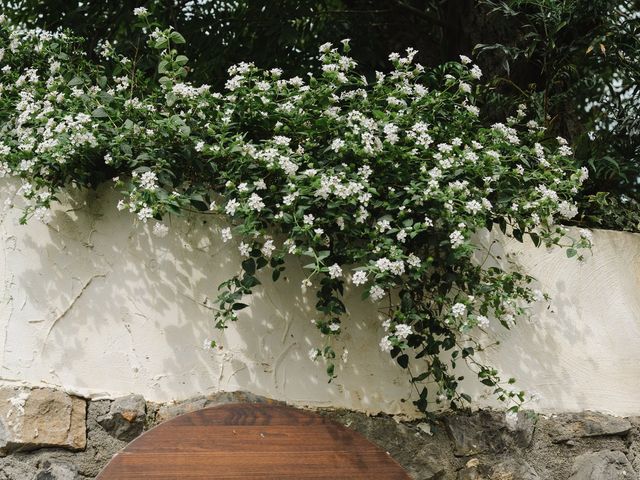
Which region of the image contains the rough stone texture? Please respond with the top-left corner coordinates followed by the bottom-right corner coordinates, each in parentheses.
top-left (0, 388), bottom-right (86, 455)
top-left (547, 412), bottom-right (632, 443)
top-left (97, 395), bottom-right (146, 442)
top-left (458, 458), bottom-right (540, 479)
top-left (569, 450), bottom-right (635, 479)
top-left (0, 387), bottom-right (639, 479)
top-left (443, 410), bottom-right (536, 456)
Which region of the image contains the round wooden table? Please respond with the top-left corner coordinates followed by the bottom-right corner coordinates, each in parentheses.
top-left (97, 402), bottom-right (411, 479)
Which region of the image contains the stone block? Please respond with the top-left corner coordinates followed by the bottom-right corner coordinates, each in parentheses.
top-left (569, 450), bottom-right (636, 479)
top-left (0, 387), bottom-right (86, 455)
top-left (547, 412), bottom-right (631, 443)
top-left (444, 410), bottom-right (536, 456)
top-left (97, 394), bottom-right (146, 442)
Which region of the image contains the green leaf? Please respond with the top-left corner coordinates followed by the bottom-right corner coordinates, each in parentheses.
top-left (530, 232), bottom-right (541, 247)
top-left (512, 229), bottom-right (523, 242)
top-left (169, 31), bottom-right (186, 44)
top-left (166, 92), bottom-right (177, 107)
top-left (91, 107), bottom-right (108, 118)
top-left (154, 38), bottom-right (169, 49)
top-left (317, 250), bottom-right (330, 260)
top-left (397, 354), bottom-right (409, 368)
top-left (232, 302), bottom-right (248, 311)
top-left (241, 258), bottom-right (256, 275)
top-left (412, 372), bottom-right (429, 382)
top-left (256, 257), bottom-right (268, 269)
top-left (67, 76), bottom-right (83, 87)
top-left (566, 248), bottom-right (577, 258)
top-left (240, 275), bottom-right (260, 289)
top-left (326, 363), bottom-right (335, 378)
top-left (158, 60), bottom-right (170, 74)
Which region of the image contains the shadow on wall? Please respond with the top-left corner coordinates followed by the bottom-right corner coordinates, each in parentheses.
top-left (465, 227), bottom-right (640, 415)
top-left (1, 177), bottom-right (640, 416)
top-left (0, 179), bottom-right (414, 414)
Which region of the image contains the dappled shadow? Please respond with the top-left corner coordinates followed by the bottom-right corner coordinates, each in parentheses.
top-left (1, 177), bottom-right (640, 416)
top-left (0, 178), bottom-right (411, 415)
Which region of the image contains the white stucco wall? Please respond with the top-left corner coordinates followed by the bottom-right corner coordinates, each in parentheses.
top-left (0, 179), bottom-right (638, 417)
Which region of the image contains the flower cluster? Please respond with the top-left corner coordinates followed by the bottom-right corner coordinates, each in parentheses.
top-left (0, 16), bottom-right (592, 415)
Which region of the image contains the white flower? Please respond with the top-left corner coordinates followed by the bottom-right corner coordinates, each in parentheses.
top-left (450, 230), bottom-right (465, 249)
top-left (465, 104), bottom-right (479, 116)
top-left (558, 200), bottom-right (578, 219)
top-left (261, 239), bottom-right (276, 258)
top-left (476, 315), bottom-right (489, 328)
top-left (579, 228), bottom-right (593, 242)
top-left (352, 270), bottom-right (368, 286)
top-left (328, 263), bottom-right (343, 279)
top-left (133, 6), bottom-right (149, 17)
top-left (308, 348), bottom-right (320, 361)
top-left (329, 322), bottom-right (340, 332)
top-left (138, 171), bottom-right (158, 190)
top-left (395, 324), bottom-right (412, 340)
top-left (377, 219), bottom-right (391, 232)
top-left (303, 214), bottom-right (315, 226)
top-left (579, 166), bottom-right (589, 183)
top-left (225, 198), bottom-right (239, 216)
top-left (330, 138), bottom-right (345, 152)
top-left (470, 65), bottom-right (483, 79)
top-left (383, 123), bottom-right (399, 144)
top-left (247, 193), bottom-right (265, 211)
top-left (465, 200), bottom-right (482, 215)
top-left (137, 206), bottom-right (153, 222)
top-left (379, 335), bottom-right (393, 352)
top-left (319, 42), bottom-right (333, 53)
top-left (558, 145), bottom-right (573, 156)
top-left (407, 254), bottom-right (421, 268)
top-left (451, 303), bottom-right (467, 318)
top-left (238, 242), bottom-right (251, 257)
top-left (221, 227), bottom-right (232, 243)
top-left (459, 55), bottom-right (472, 65)
top-left (152, 222), bottom-right (169, 238)
top-left (370, 285), bottom-right (385, 302)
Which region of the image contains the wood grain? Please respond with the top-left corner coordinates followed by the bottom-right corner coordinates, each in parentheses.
top-left (96, 403), bottom-right (411, 479)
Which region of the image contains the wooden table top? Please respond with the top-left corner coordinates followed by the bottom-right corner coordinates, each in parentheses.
top-left (96, 402), bottom-right (411, 479)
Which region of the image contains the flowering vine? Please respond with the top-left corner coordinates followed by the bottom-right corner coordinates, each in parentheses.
top-left (0, 11), bottom-right (592, 417)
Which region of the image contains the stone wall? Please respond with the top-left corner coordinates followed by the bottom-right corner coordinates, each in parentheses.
top-left (1, 386), bottom-right (638, 479)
